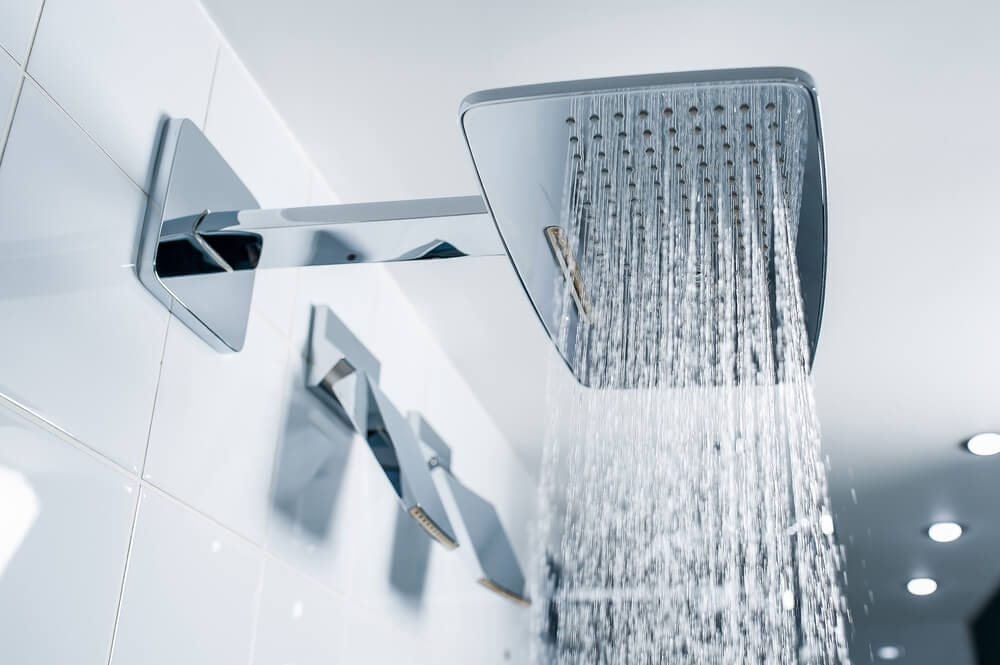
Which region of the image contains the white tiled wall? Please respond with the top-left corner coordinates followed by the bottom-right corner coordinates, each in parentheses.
top-left (0, 1), bottom-right (535, 663)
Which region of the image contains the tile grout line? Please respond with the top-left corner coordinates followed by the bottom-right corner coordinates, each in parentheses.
top-left (138, 300), bottom-right (175, 481)
top-left (0, 0), bottom-right (46, 165)
top-left (244, 550), bottom-right (268, 665)
top-left (18, 71), bottom-right (147, 195)
top-left (104, 483), bottom-right (143, 665)
top-left (202, 44), bottom-right (222, 130)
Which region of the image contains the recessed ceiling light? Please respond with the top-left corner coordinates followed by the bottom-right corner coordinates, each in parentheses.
top-left (967, 432), bottom-right (1000, 456)
top-left (876, 645), bottom-right (903, 660)
top-left (927, 521), bottom-right (963, 543)
top-left (906, 577), bottom-right (938, 596)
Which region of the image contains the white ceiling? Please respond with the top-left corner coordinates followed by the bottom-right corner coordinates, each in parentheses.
top-left (200, 0), bottom-right (1000, 661)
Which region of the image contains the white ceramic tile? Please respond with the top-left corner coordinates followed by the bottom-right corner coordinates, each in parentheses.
top-left (252, 558), bottom-right (345, 665)
top-left (251, 267), bottom-right (301, 336)
top-left (111, 488), bottom-right (262, 665)
top-left (144, 315), bottom-right (291, 544)
top-left (0, 0), bottom-right (41, 64)
top-left (264, 358), bottom-right (368, 596)
top-left (288, 264), bottom-right (385, 362)
top-left (0, 49), bottom-right (19, 115)
top-left (0, 82), bottom-right (169, 472)
top-left (205, 46), bottom-right (311, 209)
top-left (307, 169), bottom-right (340, 205)
top-left (0, 399), bottom-right (137, 665)
top-left (28, 0), bottom-right (218, 189)
top-left (339, 607), bottom-right (423, 665)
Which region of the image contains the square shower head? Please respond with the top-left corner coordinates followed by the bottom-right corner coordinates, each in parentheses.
top-left (460, 68), bottom-right (826, 387)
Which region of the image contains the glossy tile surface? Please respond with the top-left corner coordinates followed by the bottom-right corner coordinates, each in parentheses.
top-left (111, 489), bottom-right (262, 665)
top-left (144, 316), bottom-right (291, 545)
top-left (0, 82), bottom-right (169, 472)
top-left (28, 0), bottom-right (218, 189)
top-left (252, 558), bottom-right (344, 665)
top-left (0, 0), bottom-right (41, 64)
top-left (205, 46), bottom-right (311, 209)
top-left (0, 49), bottom-right (19, 116)
top-left (0, 400), bottom-right (137, 665)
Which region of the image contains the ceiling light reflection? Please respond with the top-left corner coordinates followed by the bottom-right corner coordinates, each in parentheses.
top-left (967, 432), bottom-right (1000, 456)
top-left (876, 645), bottom-right (902, 660)
top-left (927, 521), bottom-right (963, 543)
top-left (906, 577), bottom-right (938, 596)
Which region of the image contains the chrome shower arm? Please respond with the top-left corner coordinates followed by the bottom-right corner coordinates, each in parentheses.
top-left (138, 119), bottom-right (504, 352)
top-left (161, 195), bottom-right (502, 275)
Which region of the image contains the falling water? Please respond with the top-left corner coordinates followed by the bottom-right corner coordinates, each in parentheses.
top-left (532, 83), bottom-right (850, 664)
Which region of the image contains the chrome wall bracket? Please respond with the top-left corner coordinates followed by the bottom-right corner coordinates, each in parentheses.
top-left (306, 305), bottom-right (458, 550)
top-left (138, 118), bottom-right (503, 352)
top-left (306, 305), bottom-right (528, 604)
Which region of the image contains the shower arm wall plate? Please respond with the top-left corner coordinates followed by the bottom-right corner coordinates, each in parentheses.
top-left (138, 118), bottom-right (504, 352)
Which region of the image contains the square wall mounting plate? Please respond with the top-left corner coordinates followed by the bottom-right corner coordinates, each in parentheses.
top-left (137, 118), bottom-right (260, 352)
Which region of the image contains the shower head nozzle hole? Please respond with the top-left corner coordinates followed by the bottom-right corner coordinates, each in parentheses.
top-left (565, 117), bottom-right (576, 126)
top-left (714, 104), bottom-right (724, 113)
top-left (663, 107), bottom-right (674, 118)
top-left (589, 114), bottom-right (600, 122)
top-left (638, 110), bottom-right (649, 119)
top-left (688, 106), bottom-right (699, 116)
top-left (766, 102), bottom-right (776, 112)
top-left (739, 103), bottom-right (750, 112)
top-left (614, 111), bottom-right (624, 120)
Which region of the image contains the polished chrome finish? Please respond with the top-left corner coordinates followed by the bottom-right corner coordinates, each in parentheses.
top-left (143, 69), bottom-right (828, 386)
top-left (411, 415), bottom-right (529, 606)
top-left (409, 411), bottom-right (452, 471)
top-left (431, 462), bottom-right (529, 606)
top-left (139, 119), bottom-right (260, 351)
top-left (460, 68), bottom-right (828, 379)
top-left (139, 119), bottom-right (502, 352)
top-left (306, 306), bottom-right (457, 549)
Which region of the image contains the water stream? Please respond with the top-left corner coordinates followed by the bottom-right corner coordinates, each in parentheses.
top-left (533, 83), bottom-right (850, 665)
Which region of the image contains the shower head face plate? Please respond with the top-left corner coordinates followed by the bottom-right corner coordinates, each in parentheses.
top-left (460, 69), bottom-right (826, 387)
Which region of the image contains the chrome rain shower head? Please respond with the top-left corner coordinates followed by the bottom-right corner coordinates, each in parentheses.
top-left (137, 68), bottom-right (825, 390)
top-left (460, 68), bottom-right (827, 386)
